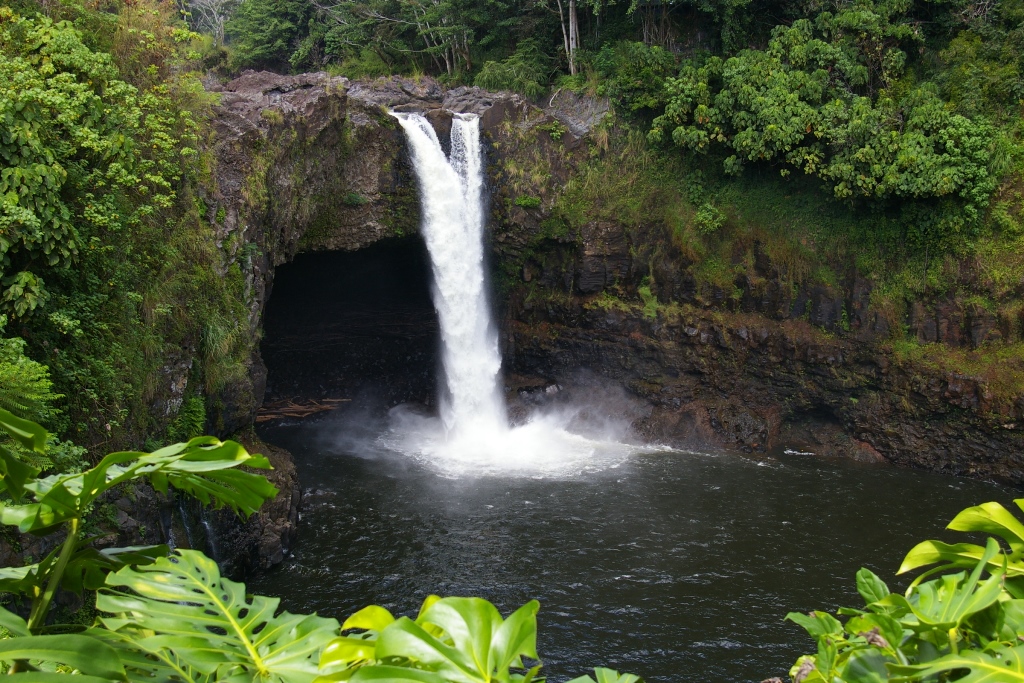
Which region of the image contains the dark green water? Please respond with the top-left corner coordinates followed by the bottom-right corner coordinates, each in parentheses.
top-left (252, 417), bottom-right (1019, 682)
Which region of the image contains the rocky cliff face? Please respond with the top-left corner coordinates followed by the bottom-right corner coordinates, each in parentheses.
top-left (203, 71), bottom-right (1023, 489)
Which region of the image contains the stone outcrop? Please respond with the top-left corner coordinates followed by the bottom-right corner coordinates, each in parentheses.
top-left (200, 434), bottom-right (300, 576)
top-left (200, 71), bottom-right (1023, 494)
top-left (509, 301), bottom-right (1024, 482)
top-left (203, 71), bottom-right (586, 433)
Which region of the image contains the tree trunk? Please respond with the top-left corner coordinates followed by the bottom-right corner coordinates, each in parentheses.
top-left (555, 0), bottom-right (575, 75)
top-left (568, 0), bottom-right (579, 75)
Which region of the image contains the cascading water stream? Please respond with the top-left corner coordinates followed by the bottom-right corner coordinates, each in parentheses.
top-left (388, 111), bottom-right (646, 476)
top-left (392, 113), bottom-right (507, 438)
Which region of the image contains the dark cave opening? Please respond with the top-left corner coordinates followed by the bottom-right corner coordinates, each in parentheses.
top-left (260, 238), bottom-right (439, 407)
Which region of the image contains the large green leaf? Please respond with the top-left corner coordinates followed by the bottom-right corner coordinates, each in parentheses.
top-left (344, 605), bottom-right (398, 631)
top-left (319, 604), bottom-right (399, 674)
top-left (0, 542), bottom-right (169, 597)
top-left (0, 409), bottom-right (45, 502)
top-left (949, 501), bottom-right (1024, 552)
top-left (0, 443), bottom-right (39, 503)
top-left (62, 544), bottom-right (170, 592)
top-left (899, 500), bottom-right (1024, 581)
top-left (88, 626), bottom-right (211, 683)
top-left (418, 598), bottom-right (539, 675)
top-left (0, 603), bottom-right (29, 636)
top-left (0, 560), bottom-right (46, 595)
top-left (891, 537), bottom-right (1004, 630)
top-left (889, 643), bottom-right (1024, 682)
top-left (0, 634), bottom-right (126, 680)
top-left (855, 568), bottom-right (891, 606)
top-left (340, 666), bottom-right (446, 683)
top-left (97, 549), bottom-right (339, 683)
top-left (0, 407), bottom-right (47, 452)
top-left (785, 611), bottom-right (844, 639)
top-left (347, 598), bottom-right (541, 683)
top-left (0, 437), bottom-right (276, 534)
top-left (565, 667), bottom-right (644, 683)
top-left (838, 649), bottom-right (888, 683)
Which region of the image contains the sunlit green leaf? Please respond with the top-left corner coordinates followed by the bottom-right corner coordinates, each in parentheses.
top-left (856, 568), bottom-right (891, 606)
top-left (0, 634), bottom-right (126, 680)
top-left (344, 605), bottom-right (397, 632)
top-left (889, 643), bottom-right (1024, 682)
top-left (98, 549), bottom-right (339, 683)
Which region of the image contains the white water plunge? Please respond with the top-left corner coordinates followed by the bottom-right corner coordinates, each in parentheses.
top-left (389, 112), bottom-right (650, 477)
top-left (393, 113), bottom-right (507, 437)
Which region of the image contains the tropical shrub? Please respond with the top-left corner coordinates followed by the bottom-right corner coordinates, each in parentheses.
top-left (224, 0), bottom-right (313, 71)
top-left (786, 498), bottom-right (1024, 682)
top-left (0, 8), bottom-right (197, 318)
top-left (0, 409), bottom-right (639, 683)
top-left (649, 0), bottom-right (998, 251)
top-left (0, 316), bottom-right (58, 426)
top-left (474, 40), bottom-right (551, 99)
top-left (592, 41), bottom-right (676, 113)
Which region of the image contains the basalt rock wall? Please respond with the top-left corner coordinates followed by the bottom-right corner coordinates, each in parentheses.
top-left (203, 72), bottom-right (1023, 489)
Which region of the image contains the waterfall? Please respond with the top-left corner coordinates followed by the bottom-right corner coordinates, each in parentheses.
top-left (387, 110), bottom-right (644, 477)
top-left (392, 113), bottom-right (507, 438)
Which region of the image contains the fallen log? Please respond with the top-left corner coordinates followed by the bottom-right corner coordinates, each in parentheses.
top-left (255, 397), bottom-right (350, 422)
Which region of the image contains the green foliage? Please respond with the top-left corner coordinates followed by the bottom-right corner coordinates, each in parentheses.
top-left (0, 316), bottom-right (58, 425)
top-left (650, 0), bottom-right (997, 252)
top-left (0, 8), bottom-right (195, 318)
top-left (98, 549), bottom-right (339, 681)
top-left (694, 202), bottom-right (725, 236)
top-left (474, 39), bottom-right (550, 98)
top-left (936, 0), bottom-right (1024, 122)
top-left (567, 669), bottom-right (642, 683)
top-left (638, 283), bottom-right (659, 319)
top-left (343, 191), bottom-right (370, 206)
top-left (0, 315), bottom-right (87, 473)
top-left (321, 595), bottom-right (542, 682)
top-left (167, 394), bottom-right (206, 442)
top-left (539, 121), bottom-right (567, 142)
top-left (0, 407), bottom-right (275, 644)
top-left (0, 410), bottom-right (641, 683)
top-left (786, 497), bottom-right (1024, 682)
top-left (515, 195), bottom-right (542, 209)
top-left (593, 41), bottom-right (676, 113)
top-left (0, 2), bottom-right (254, 452)
top-left (225, 0), bottom-right (312, 71)
top-left (899, 499), bottom-right (1024, 596)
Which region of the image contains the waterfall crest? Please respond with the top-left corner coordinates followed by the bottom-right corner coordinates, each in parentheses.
top-left (392, 113), bottom-right (506, 437)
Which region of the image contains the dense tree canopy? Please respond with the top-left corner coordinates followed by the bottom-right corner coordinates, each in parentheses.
top-left (0, 0), bottom-right (1021, 452)
top-left (0, 8), bottom-right (195, 317)
top-left (648, 0), bottom-right (998, 247)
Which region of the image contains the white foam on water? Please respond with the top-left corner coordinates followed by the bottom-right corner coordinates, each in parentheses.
top-left (389, 112), bottom-right (646, 478)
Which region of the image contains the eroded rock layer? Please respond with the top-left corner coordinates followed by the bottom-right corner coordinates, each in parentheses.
top-left (204, 71), bottom-right (1023, 487)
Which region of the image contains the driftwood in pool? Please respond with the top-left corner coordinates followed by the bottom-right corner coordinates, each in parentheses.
top-left (256, 398), bottom-right (350, 422)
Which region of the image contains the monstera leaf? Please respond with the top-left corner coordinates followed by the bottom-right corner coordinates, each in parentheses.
top-left (97, 549), bottom-right (339, 683)
top-left (0, 437), bottom-right (277, 534)
top-left (0, 543), bottom-right (170, 597)
top-left (0, 633), bottom-right (126, 682)
top-left (89, 625), bottom-right (213, 683)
